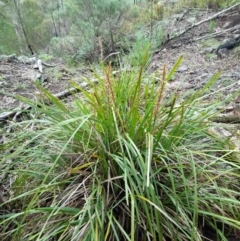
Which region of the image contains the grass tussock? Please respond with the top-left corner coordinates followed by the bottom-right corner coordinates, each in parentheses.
top-left (1, 52), bottom-right (240, 241)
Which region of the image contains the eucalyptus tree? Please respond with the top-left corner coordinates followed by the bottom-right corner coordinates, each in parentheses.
top-left (68, 0), bottom-right (129, 61)
top-left (3, 0), bottom-right (34, 54)
top-left (0, 0), bottom-right (53, 55)
top-left (0, 0), bottom-right (21, 53)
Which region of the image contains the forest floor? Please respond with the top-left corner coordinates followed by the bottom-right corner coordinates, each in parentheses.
top-left (1, 8), bottom-right (240, 114)
top-left (1, 7), bottom-right (240, 241)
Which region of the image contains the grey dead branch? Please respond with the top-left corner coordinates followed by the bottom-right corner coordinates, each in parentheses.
top-left (4, 54), bottom-right (55, 73)
top-left (157, 2), bottom-right (240, 52)
top-left (0, 79), bottom-right (98, 122)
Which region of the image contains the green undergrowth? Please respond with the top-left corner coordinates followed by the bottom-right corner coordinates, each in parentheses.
top-left (1, 52), bottom-right (240, 241)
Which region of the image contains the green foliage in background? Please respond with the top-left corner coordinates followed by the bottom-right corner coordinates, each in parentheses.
top-left (0, 2), bottom-right (19, 54)
top-left (66, 0), bottom-right (129, 62)
top-left (21, 0), bottom-right (51, 52)
top-left (0, 0), bottom-right (236, 61)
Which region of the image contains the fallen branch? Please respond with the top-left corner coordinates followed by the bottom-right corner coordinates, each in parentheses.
top-left (210, 113), bottom-right (240, 123)
top-left (42, 62), bottom-right (56, 67)
top-left (194, 24), bottom-right (240, 42)
top-left (103, 52), bottom-right (121, 62)
top-left (0, 54), bottom-right (17, 62)
top-left (161, 3), bottom-right (240, 46)
top-left (0, 79), bottom-right (98, 122)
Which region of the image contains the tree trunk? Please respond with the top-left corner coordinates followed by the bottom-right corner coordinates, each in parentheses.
top-left (109, 20), bottom-right (115, 52)
top-left (11, 0), bottom-right (34, 55)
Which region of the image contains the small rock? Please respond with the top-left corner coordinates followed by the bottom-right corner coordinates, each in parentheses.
top-left (41, 74), bottom-right (48, 82)
top-left (177, 66), bottom-right (188, 72)
top-left (167, 81), bottom-right (192, 90)
top-left (172, 13), bottom-right (184, 21)
top-left (222, 38), bottom-right (231, 44)
top-left (187, 17), bottom-right (196, 24)
top-left (197, 73), bottom-right (209, 80)
top-left (223, 21), bottom-right (231, 29)
top-left (233, 30), bottom-right (240, 34)
top-left (234, 34), bottom-right (240, 39)
top-left (171, 43), bottom-right (181, 48)
top-left (233, 104), bottom-right (240, 118)
top-left (201, 47), bottom-right (215, 54)
top-left (217, 48), bottom-right (229, 58)
top-left (231, 72), bottom-right (240, 78)
top-left (34, 73), bottom-right (42, 81)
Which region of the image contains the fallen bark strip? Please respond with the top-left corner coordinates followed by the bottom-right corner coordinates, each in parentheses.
top-left (0, 80), bottom-right (98, 122)
top-left (160, 3), bottom-right (240, 47)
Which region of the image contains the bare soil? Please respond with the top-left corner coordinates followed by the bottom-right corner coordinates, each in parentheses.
top-left (0, 58), bottom-right (92, 111)
top-left (150, 10), bottom-right (240, 103)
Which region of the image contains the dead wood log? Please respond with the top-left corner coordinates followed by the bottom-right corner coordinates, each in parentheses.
top-left (17, 55), bottom-right (37, 64)
top-left (210, 112), bottom-right (240, 123)
top-left (0, 54), bottom-right (17, 62)
top-left (0, 54), bottom-right (55, 69)
top-left (0, 80), bottom-right (98, 122)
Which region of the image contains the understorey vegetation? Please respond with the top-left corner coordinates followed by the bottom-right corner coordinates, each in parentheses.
top-left (0, 0), bottom-right (238, 64)
top-left (1, 52), bottom-right (240, 240)
top-left (1, 0), bottom-right (240, 240)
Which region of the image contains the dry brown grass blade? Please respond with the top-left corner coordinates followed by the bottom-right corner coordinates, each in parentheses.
top-left (105, 63), bottom-right (116, 110)
top-left (154, 64), bottom-right (167, 124)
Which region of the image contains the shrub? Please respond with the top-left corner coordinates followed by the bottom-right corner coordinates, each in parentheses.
top-left (1, 54), bottom-right (240, 240)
